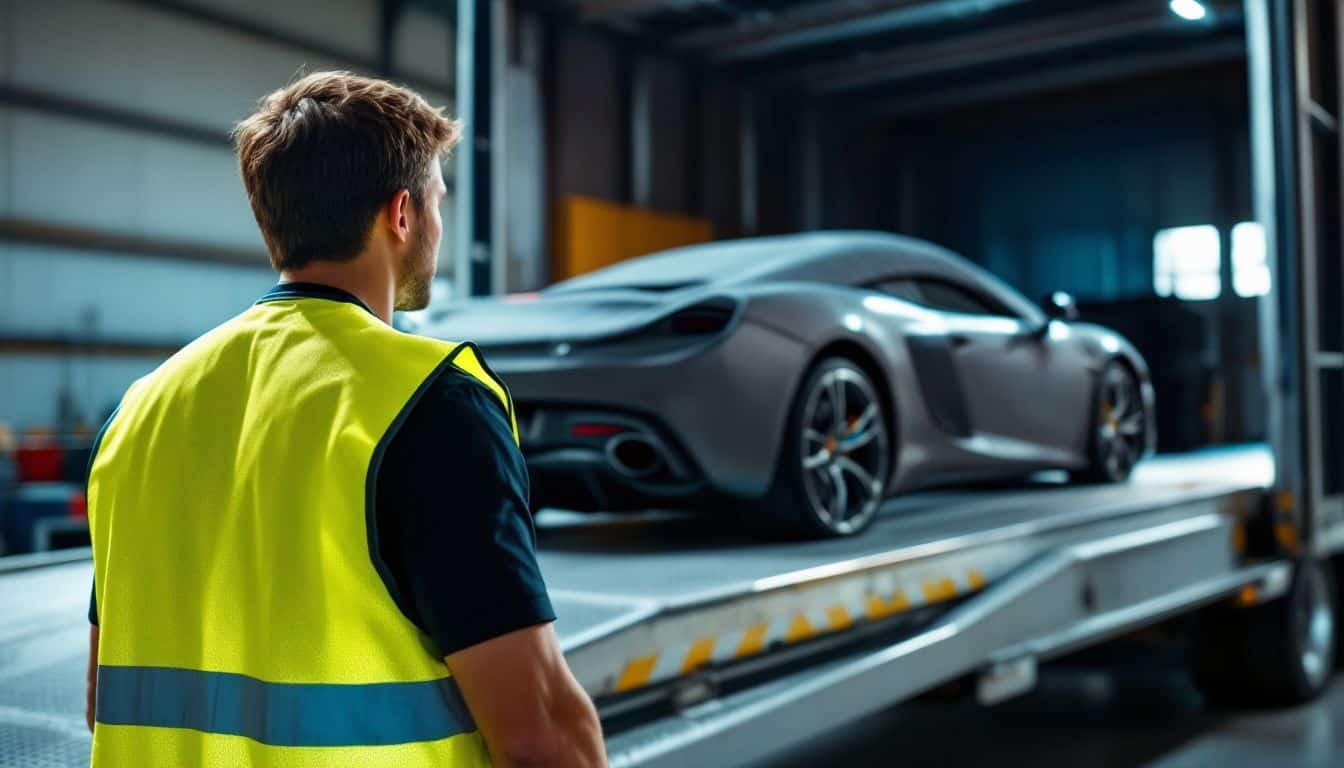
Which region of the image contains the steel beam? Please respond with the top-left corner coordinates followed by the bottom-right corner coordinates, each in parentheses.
top-left (0, 84), bottom-right (227, 148)
top-left (455, 0), bottom-right (512, 297)
top-left (491, 0), bottom-right (511, 296)
top-left (800, 104), bottom-right (823, 230)
top-left (776, 2), bottom-right (1225, 94)
top-left (378, 0), bottom-right (407, 76)
top-left (0, 335), bottom-right (186, 359)
top-left (575, 0), bottom-right (704, 20)
top-left (120, 0), bottom-right (454, 96)
top-left (739, 88), bottom-right (759, 236)
top-left (0, 217), bottom-right (269, 266)
top-left (455, 0), bottom-right (483, 297)
top-left (875, 41), bottom-right (1246, 118)
top-left (679, 0), bottom-right (1035, 63)
top-left (631, 56), bottom-right (655, 208)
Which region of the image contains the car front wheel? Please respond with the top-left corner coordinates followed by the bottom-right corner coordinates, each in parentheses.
top-left (1079, 360), bottom-right (1146, 483)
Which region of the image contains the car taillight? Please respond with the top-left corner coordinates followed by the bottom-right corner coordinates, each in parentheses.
top-left (665, 300), bottom-right (736, 335)
top-left (571, 423), bottom-right (627, 438)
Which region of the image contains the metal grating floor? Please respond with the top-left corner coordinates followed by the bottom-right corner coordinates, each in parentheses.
top-left (1, 560), bottom-right (93, 768)
top-left (0, 650), bottom-right (91, 767)
top-left (0, 722), bottom-right (89, 768)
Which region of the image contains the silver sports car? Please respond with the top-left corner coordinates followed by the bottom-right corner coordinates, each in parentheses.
top-left (424, 231), bottom-right (1155, 537)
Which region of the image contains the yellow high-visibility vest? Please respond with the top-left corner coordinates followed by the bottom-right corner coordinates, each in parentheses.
top-left (88, 291), bottom-right (515, 767)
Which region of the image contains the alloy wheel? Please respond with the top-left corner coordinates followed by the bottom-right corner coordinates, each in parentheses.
top-left (1097, 364), bottom-right (1145, 479)
top-left (799, 366), bottom-right (890, 535)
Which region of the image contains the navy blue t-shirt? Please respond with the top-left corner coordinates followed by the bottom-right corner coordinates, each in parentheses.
top-left (90, 284), bottom-right (554, 657)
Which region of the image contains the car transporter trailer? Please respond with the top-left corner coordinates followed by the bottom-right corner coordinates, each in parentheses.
top-left (1, 446), bottom-right (1337, 767)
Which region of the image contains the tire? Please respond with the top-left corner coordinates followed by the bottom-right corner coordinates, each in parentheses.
top-left (1193, 558), bottom-right (1337, 707)
top-left (754, 357), bottom-right (892, 538)
top-left (1077, 359), bottom-right (1146, 484)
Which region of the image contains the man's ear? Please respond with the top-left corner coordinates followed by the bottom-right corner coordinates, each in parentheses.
top-left (387, 189), bottom-right (412, 244)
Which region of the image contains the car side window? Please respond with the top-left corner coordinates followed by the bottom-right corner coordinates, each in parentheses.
top-left (874, 279), bottom-right (924, 305)
top-left (911, 279), bottom-right (1006, 317)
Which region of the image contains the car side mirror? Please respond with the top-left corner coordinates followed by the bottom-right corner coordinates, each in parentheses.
top-left (1041, 292), bottom-right (1079, 322)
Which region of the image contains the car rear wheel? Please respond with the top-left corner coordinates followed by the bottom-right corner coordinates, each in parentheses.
top-left (758, 358), bottom-right (891, 538)
top-left (1079, 360), bottom-right (1146, 483)
top-left (1194, 557), bottom-right (1337, 707)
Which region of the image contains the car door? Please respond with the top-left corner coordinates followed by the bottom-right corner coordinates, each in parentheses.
top-left (908, 278), bottom-right (1092, 458)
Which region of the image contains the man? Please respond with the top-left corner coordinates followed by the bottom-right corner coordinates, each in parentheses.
top-left (85, 71), bottom-right (604, 767)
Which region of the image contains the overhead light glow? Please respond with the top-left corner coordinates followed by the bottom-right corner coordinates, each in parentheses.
top-left (1154, 225), bottom-right (1221, 300)
top-left (1169, 0), bottom-right (1207, 21)
top-left (1232, 221), bottom-right (1270, 297)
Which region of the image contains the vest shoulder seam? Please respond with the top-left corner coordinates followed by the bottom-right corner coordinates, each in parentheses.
top-left (443, 341), bottom-right (515, 433)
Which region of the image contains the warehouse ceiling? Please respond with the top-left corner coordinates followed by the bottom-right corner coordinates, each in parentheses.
top-left (556, 0), bottom-right (1247, 117)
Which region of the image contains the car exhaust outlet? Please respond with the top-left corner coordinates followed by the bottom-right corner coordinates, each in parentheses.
top-left (606, 434), bottom-right (665, 479)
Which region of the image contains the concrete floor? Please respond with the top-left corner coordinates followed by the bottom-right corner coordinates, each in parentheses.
top-left (753, 653), bottom-right (1344, 768)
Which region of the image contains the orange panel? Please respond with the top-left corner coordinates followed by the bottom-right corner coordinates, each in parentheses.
top-left (552, 196), bottom-right (712, 282)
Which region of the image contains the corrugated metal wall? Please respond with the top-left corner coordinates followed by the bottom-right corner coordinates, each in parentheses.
top-left (0, 0), bottom-right (456, 431)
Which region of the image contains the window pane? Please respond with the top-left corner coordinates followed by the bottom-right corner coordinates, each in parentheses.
top-left (914, 281), bottom-right (999, 316)
top-left (1175, 245), bottom-right (1219, 273)
top-left (1153, 225), bottom-right (1221, 300)
top-left (1236, 265), bottom-right (1271, 298)
top-left (1232, 221), bottom-right (1270, 297)
top-left (1175, 273), bottom-right (1221, 301)
top-left (878, 279), bottom-right (924, 304)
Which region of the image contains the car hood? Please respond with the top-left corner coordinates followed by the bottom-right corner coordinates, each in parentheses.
top-left (420, 289), bottom-right (691, 346)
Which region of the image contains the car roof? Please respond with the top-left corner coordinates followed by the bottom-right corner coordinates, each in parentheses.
top-left (545, 231), bottom-right (1042, 322)
top-left (547, 231), bottom-right (959, 293)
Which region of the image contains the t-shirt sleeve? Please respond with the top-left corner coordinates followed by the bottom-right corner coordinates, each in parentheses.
top-left (373, 367), bottom-right (555, 656)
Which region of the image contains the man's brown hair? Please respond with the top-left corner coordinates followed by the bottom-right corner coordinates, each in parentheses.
top-left (233, 71), bottom-right (462, 270)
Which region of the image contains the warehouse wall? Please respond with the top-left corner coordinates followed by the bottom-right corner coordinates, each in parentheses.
top-left (818, 110), bottom-right (899, 233)
top-left (551, 26), bottom-right (627, 204)
top-left (881, 65), bottom-right (1260, 445)
top-left (892, 65), bottom-right (1252, 303)
top-left (635, 54), bottom-right (691, 214)
top-left (697, 81), bottom-right (745, 238)
top-left (944, 113), bottom-right (1247, 301)
top-left (0, 0), bottom-right (456, 431)
top-left (547, 23), bottom-right (735, 281)
top-left (549, 26), bottom-right (705, 218)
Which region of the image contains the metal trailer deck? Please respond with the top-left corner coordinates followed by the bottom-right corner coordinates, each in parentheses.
top-left (0, 446), bottom-right (1280, 767)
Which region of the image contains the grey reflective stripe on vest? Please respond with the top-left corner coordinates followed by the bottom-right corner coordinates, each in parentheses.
top-left (95, 666), bottom-right (477, 747)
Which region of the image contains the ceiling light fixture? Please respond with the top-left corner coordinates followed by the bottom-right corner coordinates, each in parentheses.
top-left (1169, 0), bottom-right (1208, 21)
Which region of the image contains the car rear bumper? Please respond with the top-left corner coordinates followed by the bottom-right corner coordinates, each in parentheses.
top-left (519, 404), bottom-right (709, 512)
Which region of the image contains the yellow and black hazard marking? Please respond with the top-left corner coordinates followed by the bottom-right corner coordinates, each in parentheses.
top-left (608, 564), bottom-right (994, 695)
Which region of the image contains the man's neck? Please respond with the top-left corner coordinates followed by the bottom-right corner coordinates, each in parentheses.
top-left (279, 257), bottom-right (396, 324)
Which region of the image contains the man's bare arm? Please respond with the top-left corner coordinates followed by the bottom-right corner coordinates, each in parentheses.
top-left (86, 625), bottom-right (98, 732)
top-left (447, 623), bottom-right (604, 768)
